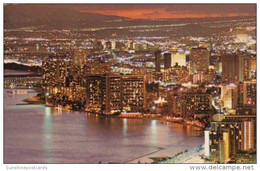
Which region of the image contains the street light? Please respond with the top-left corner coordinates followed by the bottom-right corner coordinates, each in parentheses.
top-left (45, 92), bottom-right (49, 104)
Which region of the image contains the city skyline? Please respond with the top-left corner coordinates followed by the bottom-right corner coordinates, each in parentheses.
top-left (3, 3), bottom-right (257, 167)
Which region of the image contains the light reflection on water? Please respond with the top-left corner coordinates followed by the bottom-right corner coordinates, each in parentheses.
top-left (43, 107), bottom-right (53, 163)
top-left (4, 89), bottom-right (204, 163)
top-left (122, 118), bottom-right (128, 144)
top-left (150, 120), bottom-right (158, 144)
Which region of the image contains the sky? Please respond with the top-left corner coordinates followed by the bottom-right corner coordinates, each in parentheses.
top-left (74, 4), bottom-right (256, 19)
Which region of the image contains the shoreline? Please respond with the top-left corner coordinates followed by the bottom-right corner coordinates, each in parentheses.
top-left (183, 152), bottom-right (205, 163)
top-left (125, 143), bottom-right (205, 164)
top-left (23, 96), bottom-right (43, 104)
top-left (22, 97), bottom-right (204, 130)
top-left (16, 87), bottom-right (205, 130)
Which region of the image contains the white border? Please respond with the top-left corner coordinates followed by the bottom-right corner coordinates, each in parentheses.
top-left (0, 1), bottom-right (259, 171)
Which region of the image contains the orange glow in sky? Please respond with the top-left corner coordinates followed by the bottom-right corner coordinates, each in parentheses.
top-left (80, 8), bottom-right (253, 19)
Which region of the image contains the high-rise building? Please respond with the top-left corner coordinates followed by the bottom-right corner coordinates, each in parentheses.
top-left (171, 52), bottom-right (186, 67)
top-left (216, 131), bottom-right (231, 163)
top-left (86, 75), bottom-right (107, 114)
top-left (250, 57), bottom-right (256, 79)
top-left (209, 117), bottom-right (256, 160)
top-left (164, 53), bottom-right (171, 69)
top-left (210, 122), bottom-right (239, 163)
top-left (42, 60), bottom-right (58, 86)
top-left (223, 132), bottom-right (230, 162)
top-left (241, 120), bottom-right (255, 152)
top-left (204, 130), bottom-right (210, 157)
top-left (121, 75), bottom-right (146, 112)
top-left (42, 59), bottom-right (70, 87)
top-left (72, 47), bottom-right (89, 66)
top-left (107, 75), bottom-right (122, 113)
top-left (240, 56), bottom-right (256, 80)
top-left (219, 140), bottom-right (224, 163)
top-left (180, 91), bottom-right (212, 118)
top-left (243, 80), bottom-right (256, 107)
top-left (190, 47), bottom-right (210, 74)
top-left (172, 94), bottom-right (180, 114)
top-left (221, 54), bottom-right (244, 84)
top-left (155, 50), bottom-right (161, 72)
top-left (220, 84), bottom-right (238, 110)
top-left (243, 57), bottom-right (251, 80)
top-left (86, 74), bottom-right (146, 114)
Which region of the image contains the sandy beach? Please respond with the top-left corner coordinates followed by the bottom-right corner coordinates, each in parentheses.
top-left (126, 137), bottom-right (204, 163)
top-left (183, 150), bottom-right (205, 163)
top-left (183, 155), bottom-right (205, 163)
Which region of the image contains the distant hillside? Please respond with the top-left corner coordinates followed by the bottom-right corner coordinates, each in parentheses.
top-left (4, 4), bottom-right (128, 29)
top-left (4, 63), bottom-right (42, 73)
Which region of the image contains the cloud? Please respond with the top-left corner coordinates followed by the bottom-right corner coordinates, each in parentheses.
top-left (143, 11), bottom-right (160, 16)
top-left (5, 4), bottom-right (256, 19)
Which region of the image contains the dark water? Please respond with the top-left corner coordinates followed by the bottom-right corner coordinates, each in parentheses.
top-left (4, 89), bottom-right (204, 164)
